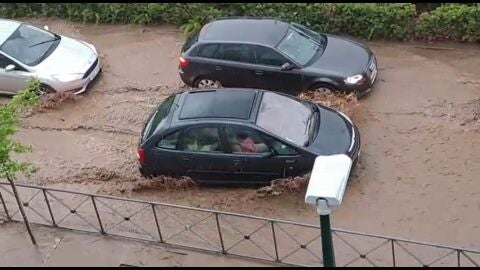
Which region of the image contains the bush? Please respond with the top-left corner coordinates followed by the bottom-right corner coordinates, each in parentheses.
top-left (0, 3), bottom-right (478, 42)
top-left (415, 4), bottom-right (480, 42)
top-left (211, 3), bottom-right (416, 40)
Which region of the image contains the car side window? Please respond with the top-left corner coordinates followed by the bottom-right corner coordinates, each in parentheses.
top-left (179, 127), bottom-right (223, 153)
top-left (224, 126), bottom-right (271, 155)
top-left (0, 54), bottom-right (15, 69)
top-left (197, 44), bottom-right (221, 59)
top-left (220, 44), bottom-right (255, 64)
top-left (267, 137), bottom-right (299, 155)
top-left (157, 130), bottom-right (181, 150)
top-left (255, 46), bottom-right (288, 67)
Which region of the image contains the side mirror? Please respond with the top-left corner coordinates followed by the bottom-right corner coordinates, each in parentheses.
top-left (44, 25), bottom-right (49, 31)
top-left (280, 62), bottom-right (295, 71)
top-left (5, 64), bottom-right (15, 72)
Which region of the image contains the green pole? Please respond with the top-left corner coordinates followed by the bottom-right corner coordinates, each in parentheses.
top-left (320, 214), bottom-right (335, 267)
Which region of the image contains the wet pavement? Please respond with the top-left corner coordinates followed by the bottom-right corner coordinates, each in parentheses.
top-left (0, 222), bottom-right (273, 267)
top-left (2, 18), bottom-right (479, 251)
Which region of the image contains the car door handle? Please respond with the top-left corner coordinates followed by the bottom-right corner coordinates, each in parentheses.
top-left (182, 156), bottom-right (190, 161)
top-left (254, 70), bottom-right (264, 76)
top-left (215, 66), bottom-right (223, 71)
top-left (285, 159), bottom-right (296, 164)
top-left (233, 159), bottom-right (242, 166)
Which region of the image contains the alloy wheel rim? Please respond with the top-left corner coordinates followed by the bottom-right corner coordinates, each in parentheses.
top-left (198, 79), bottom-right (221, 88)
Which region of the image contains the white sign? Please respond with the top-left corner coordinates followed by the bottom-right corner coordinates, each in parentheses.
top-left (305, 154), bottom-right (353, 208)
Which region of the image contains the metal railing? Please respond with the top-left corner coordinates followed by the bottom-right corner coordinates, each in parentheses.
top-left (0, 182), bottom-right (479, 267)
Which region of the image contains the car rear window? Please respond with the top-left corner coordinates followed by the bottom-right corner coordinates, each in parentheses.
top-left (142, 95), bottom-right (175, 141)
top-left (182, 31), bottom-right (200, 53)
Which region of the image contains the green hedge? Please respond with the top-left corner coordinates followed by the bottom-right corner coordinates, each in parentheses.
top-left (0, 3), bottom-right (478, 42)
top-left (415, 4), bottom-right (480, 42)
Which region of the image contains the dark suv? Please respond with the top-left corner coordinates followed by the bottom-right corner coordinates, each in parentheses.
top-left (179, 17), bottom-right (378, 96)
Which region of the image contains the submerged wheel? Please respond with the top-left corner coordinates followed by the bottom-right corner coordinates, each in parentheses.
top-left (311, 83), bottom-right (335, 94)
top-left (36, 84), bottom-right (56, 95)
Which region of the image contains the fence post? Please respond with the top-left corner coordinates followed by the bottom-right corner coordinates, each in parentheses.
top-left (91, 195), bottom-right (105, 234)
top-left (42, 189), bottom-right (56, 226)
top-left (391, 240), bottom-right (396, 267)
top-left (457, 249), bottom-right (460, 267)
top-left (151, 204), bottom-right (163, 243)
top-left (215, 213), bottom-right (226, 254)
top-left (271, 221), bottom-right (280, 262)
top-left (0, 191), bottom-right (11, 220)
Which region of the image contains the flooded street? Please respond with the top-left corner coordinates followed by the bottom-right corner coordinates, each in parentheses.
top-left (4, 18), bottom-right (480, 249)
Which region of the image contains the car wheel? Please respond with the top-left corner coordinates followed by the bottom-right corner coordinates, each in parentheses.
top-left (195, 77), bottom-right (222, 89)
top-left (311, 83), bottom-right (335, 95)
top-left (36, 84), bottom-right (56, 95)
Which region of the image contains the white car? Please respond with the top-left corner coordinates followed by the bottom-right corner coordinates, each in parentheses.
top-left (0, 19), bottom-right (101, 95)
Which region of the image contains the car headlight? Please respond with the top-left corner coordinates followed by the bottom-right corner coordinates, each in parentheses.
top-left (52, 73), bottom-right (84, 82)
top-left (344, 74), bottom-right (365, 85)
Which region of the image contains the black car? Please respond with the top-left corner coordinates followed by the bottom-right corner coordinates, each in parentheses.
top-left (178, 17), bottom-right (378, 97)
top-left (137, 88), bottom-right (360, 184)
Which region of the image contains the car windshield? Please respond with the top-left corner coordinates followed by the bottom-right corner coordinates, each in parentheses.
top-left (276, 28), bottom-right (321, 66)
top-left (256, 92), bottom-right (316, 146)
top-left (291, 23), bottom-right (327, 47)
top-left (0, 23), bottom-right (59, 66)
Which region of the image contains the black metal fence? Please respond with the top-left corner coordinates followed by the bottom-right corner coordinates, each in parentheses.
top-left (0, 182), bottom-right (479, 267)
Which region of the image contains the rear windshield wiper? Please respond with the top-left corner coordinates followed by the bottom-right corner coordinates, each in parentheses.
top-left (29, 36), bottom-right (60, 48)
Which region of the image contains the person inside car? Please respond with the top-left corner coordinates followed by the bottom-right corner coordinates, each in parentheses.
top-left (232, 131), bottom-right (268, 153)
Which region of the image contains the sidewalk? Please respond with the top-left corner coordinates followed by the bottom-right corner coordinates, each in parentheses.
top-left (0, 222), bottom-right (275, 267)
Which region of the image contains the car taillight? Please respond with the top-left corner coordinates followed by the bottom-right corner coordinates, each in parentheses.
top-left (137, 148), bottom-right (145, 166)
top-left (179, 57), bottom-right (189, 68)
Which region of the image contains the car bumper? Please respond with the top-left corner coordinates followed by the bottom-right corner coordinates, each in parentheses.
top-left (178, 68), bottom-right (195, 87)
top-left (51, 57), bottom-right (102, 94)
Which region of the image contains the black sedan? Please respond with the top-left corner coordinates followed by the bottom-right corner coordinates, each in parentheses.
top-left (179, 17), bottom-right (378, 97)
top-left (138, 88), bottom-right (360, 183)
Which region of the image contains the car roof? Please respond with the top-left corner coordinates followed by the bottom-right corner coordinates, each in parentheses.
top-left (0, 19), bottom-right (21, 46)
top-left (177, 89), bottom-right (260, 122)
top-left (199, 18), bottom-right (290, 47)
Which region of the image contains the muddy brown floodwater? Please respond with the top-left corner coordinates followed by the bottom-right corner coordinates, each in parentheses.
top-left (3, 18), bottom-right (479, 250)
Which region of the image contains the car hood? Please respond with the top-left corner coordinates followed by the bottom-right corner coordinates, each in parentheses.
top-left (305, 34), bottom-right (371, 76)
top-left (34, 36), bottom-right (97, 75)
top-left (307, 105), bottom-right (354, 156)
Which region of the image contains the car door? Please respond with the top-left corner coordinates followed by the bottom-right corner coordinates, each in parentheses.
top-left (175, 125), bottom-right (234, 183)
top-left (151, 129), bottom-right (186, 176)
top-left (188, 43), bottom-right (226, 85)
top-left (0, 53), bottom-right (31, 94)
top-left (222, 125), bottom-right (304, 183)
top-left (217, 43), bottom-right (258, 88)
top-left (251, 45), bottom-right (303, 93)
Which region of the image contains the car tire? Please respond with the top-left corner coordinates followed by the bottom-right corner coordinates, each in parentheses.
top-left (194, 77), bottom-right (223, 89)
top-left (36, 84), bottom-right (56, 95)
top-left (310, 83), bottom-right (336, 95)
